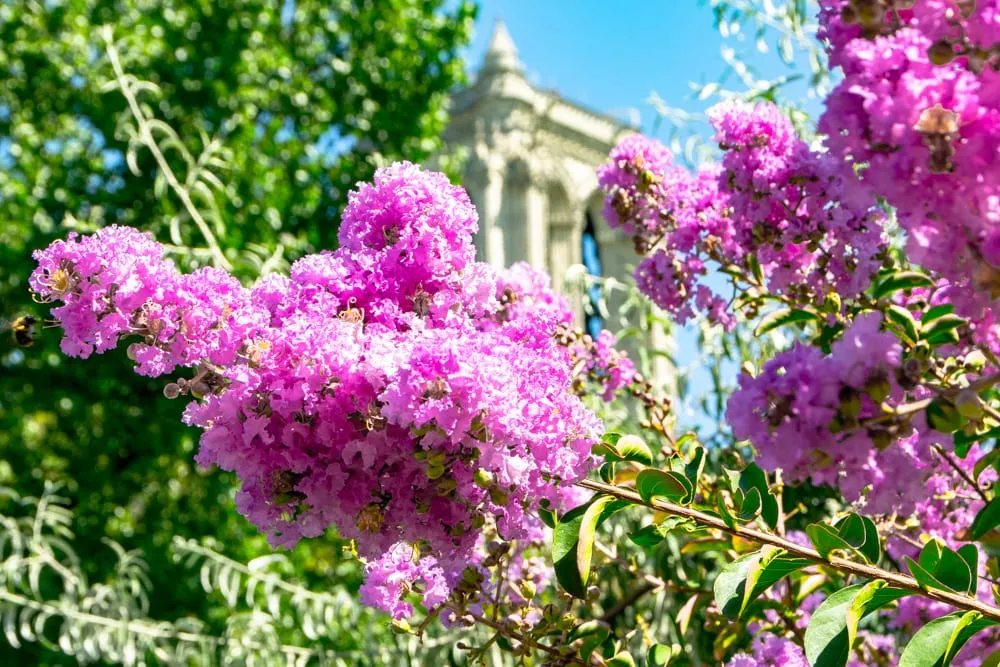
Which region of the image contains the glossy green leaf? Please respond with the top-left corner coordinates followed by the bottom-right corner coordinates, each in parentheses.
top-left (834, 513), bottom-right (882, 565)
top-left (647, 644), bottom-right (677, 667)
top-left (567, 619), bottom-right (611, 662)
top-left (630, 524), bottom-right (665, 547)
top-left (921, 304), bottom-right (955, 323)
top-left (920, 313), bottom-right (966, 341)
top-left (898, 611), bottom-right (996, 667)
top-left (804, 582), bottom-right (910, 667)
top-left (636, 469), bottom-right (692, 505)
top-left (806, 523), bottom-right (853, 560)
top-left (553, 497), bottom-right (629, 598)
top-left (606, 652), bottom-right (636, 667)
top-left (729, 463), bottom-right (779, 529)
top-left (886, 304), bottom-right (919, 345)
top-left (714, 546), bottom-right (811, 619)
top-left (873, 270), bottom-right (935, 299)
top-left (971, 498), bottom-right (1000, 541)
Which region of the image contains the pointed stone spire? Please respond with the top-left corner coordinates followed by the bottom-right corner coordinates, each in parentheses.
top-left (481, 19), bottom-right (524, 76)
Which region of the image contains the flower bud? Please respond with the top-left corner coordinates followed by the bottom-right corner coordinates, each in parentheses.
top-left (163, 382), bottom-right (181, 399)
top-left (863, 371), bottom-right (892, 403)
top-left (838, 386), bottom-right (863, 419)
top-left (955, 389), bottom-right (984, 420)
top-left (928, 40), bottom-right (955, 66)
top-left (473, 469), bottom-right (494, 489)
top-left (489, 486), bottom-right (509, 506)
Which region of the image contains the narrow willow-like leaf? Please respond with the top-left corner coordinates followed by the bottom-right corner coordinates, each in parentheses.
top-left (754, 307), bottom-right (822, 336)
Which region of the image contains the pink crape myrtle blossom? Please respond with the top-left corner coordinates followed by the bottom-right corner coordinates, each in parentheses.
top-left (599, 101), bottom-right (887, 330)
top-left (29, 162), bottom-right (638, 620)
top-left (727, 313), bottom-right (941, 514)
top-left (819, 0), bottom-right (1000, 354)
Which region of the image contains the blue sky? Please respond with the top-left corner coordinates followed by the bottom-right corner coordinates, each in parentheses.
top-left (458, 1), bottom-right (825, 431)
top-left (461, 1), bottom-right (823, 139)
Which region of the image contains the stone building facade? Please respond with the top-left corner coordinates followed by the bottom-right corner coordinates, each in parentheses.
top-left (443, 21), bottom-right (671, 383)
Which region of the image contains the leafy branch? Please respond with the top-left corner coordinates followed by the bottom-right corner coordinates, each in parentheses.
top-left (99, 25), bottom-right (231, 271)
top-left (575, 478), bottom-right (1000, 623)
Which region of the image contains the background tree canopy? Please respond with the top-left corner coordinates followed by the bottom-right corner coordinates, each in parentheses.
top-left (0, 0), bottom-right (475, 662)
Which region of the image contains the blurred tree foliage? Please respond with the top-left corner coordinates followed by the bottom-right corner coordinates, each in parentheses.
top-left (0, 0), bottom-right (475, 662)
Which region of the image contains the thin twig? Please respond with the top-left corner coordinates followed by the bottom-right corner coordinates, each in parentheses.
top-left (463, 610), bottom-right (591, 666)
top-left (933, 444), bottom-right (990, 503)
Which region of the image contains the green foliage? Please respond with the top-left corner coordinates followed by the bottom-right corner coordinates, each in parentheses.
top-left (0, 0), bottom-right (474, 662)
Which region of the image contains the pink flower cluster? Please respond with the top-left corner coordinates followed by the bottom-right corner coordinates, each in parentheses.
top-left (727, 313), bottom-right (939, 514)
top-left (30, 163), bottom-right (625, 619)
top-left (727, 634), bottom-right (808, 667)
top-left (709, 101), bottom-right (887, 303)
top-left (819, 0), bottom-right (1000, 351)
top-left (598, 102), bottom-right (887, 329)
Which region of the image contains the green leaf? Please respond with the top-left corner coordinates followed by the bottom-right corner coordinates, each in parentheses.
top-left (685, 446), bottom-right (706, 488)
top-left (713, 546), bottom-right (810, 619)
top-left (630, 524), bottom-right (665, 547)
top-left (804, 582), bottom-right (910, 667)
top-left (599, 462), bottom-right (616, 484)
top-left (958, 544), bottom-right (979, 592)
top-left (834, 513), bottom-right (882, 565)
top-left (974, 449), bottom-right (1000, 482)
top-left (553, 498), bottom-right (629, 598)
top-left (873, 270), bottom-right (935, 300)
top-left (886, 304), bottom-right (919, 345)
top-left (926, 398), bottom-right (964, 434)
top-left (806, 523), bottom-right (854, 560)
top-left (615, 435), bottom-right (653, 466)
top-left (606, 652), bottom-right (636, 667)
top-left (905, 539), bottom-right (974, 594)
top-left (597, 433), bottom-right (653, 466)
top-left (737, 487), bottom-right (763, 521)
top-left (971, 498), bottom-right (1000, 541)
top-left (647, 644), bottom-right (676, 667)
top-left (717, 493), bottom-right (736, 529)
top-left (636, 469), bottom-right (692, 505)
top-left (898, 611), bottom-right (996, 667)
top-left (921, 304), bottom-right (955, 324)
top-left (754, 308), bottom-right (821, 336)
top-left (567, 619), bottom-right (611, 662)
top-left (920, 313), bottom-right (966, 341)
top-left (732, 463), bottom-right (779, 529)
top-left (714, 551), bottom-right (760, 619)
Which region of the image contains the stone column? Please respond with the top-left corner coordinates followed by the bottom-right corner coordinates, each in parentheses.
top-left (467, 157), bottom-right (507, 269)
top-left (525, 180), bottom-right (548, 269)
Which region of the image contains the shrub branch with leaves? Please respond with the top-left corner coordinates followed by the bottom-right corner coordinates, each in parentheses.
top-left (16, 0), bottom-right (1000, 666)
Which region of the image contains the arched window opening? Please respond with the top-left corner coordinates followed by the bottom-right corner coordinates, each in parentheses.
top-left (582, 210), bottom-right (603, 339)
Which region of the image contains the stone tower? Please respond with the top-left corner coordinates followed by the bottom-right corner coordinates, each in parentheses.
top-left (443, 21), bottom-right (672, 384)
